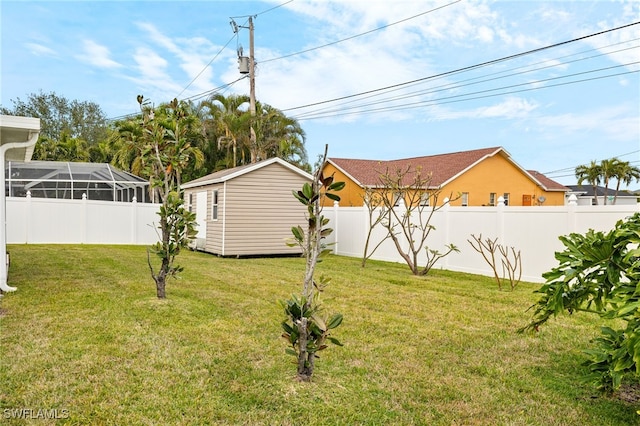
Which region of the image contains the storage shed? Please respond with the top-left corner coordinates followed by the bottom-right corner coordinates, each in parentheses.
top-left (182, 157), bottom-right (312, 257)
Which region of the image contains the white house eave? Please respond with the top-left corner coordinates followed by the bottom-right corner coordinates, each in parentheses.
top-left (1, 115), bottom-right (41, 292)
top-left (0, 115), bottom-right (41, 162)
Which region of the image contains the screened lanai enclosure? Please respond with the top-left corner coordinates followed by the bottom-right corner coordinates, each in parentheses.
top-left (5, 161), bottom-right (152, 203)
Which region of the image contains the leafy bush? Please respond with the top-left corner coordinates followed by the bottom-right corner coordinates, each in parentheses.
top-left (520, 213), bottom-right (640, 392)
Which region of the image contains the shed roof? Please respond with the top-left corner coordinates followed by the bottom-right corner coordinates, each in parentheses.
top-left (182, 157), bottom-right (312, 189)
top-left (328, 146), bottom-right (567, 192)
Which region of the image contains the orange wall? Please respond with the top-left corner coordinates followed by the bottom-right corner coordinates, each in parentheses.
top-left (322, 163), bottom-right (366, 207)
top-left (441, 154), bottom-right (564, 206)
top-left (322, 154), bottom-right (565, 207)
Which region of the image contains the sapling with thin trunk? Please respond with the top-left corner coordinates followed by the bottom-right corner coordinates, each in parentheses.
top-left (281, 146), bottom-right (344, 381)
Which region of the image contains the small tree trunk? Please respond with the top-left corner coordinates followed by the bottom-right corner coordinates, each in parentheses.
top-left (296, 317), bottom-right (312, 381)
top-left (156, 279), bottom-right (166, 299)
top-left (155, 259), bottom-right (169, 299)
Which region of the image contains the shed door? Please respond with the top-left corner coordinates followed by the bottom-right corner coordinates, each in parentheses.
top-left (195, 191), bottom-right (208, 248)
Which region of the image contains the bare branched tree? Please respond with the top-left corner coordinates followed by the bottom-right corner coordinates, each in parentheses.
top-left (373, 165), bottom-right (459, 276)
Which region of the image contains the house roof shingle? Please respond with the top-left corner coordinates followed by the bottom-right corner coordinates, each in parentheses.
top-left (328, 147), bottom-right (567, 192)
top-left (566, 185), bottom-right (637, 197)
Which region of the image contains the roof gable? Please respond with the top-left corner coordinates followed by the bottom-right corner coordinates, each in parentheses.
top-left (182, 157), bottom-right (312, 189)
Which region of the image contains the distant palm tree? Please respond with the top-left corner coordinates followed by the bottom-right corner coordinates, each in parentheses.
top-left (575, 160), bottom-right (602, 205)
top-left (599, 158), bottom-right (618, 205)
top-left (611, 159), bottom-right (640, 205)
top-left (203, 94), bottom-right (251, 168)
top-left (253, 103), bottom-right (308, 168)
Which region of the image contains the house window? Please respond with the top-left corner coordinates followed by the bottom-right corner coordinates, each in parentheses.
top-left (420, 192), bottom-right (430, 207)
top-left (393, 192), bottom-right (403, 207)
top-left (211, 190), bottom-right (219, 220)
top-left (461, 192), bottom-right (469, 207)
top-left (489, 193), bottom-right (496, 206)
top-left (188, 193), bottom-right (193, 213)
top-left (503, 193), bottom-right (510, 206)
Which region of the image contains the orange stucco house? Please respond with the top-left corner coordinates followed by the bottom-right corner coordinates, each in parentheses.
top-left (322, 146), bottom-right (568, 207)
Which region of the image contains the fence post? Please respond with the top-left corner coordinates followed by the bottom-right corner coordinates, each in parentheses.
top-left (131, 197), bottom-right (138, 244)
top-left (25, 191), bottom-right (32, 244)
top-left (81, 193), bottom-right (87, 244)
top-left (497, 196), bottom-right (505, 243)
top-left (333, 200), bottom-right (339, 254)
top-left (442, 197), bottom-right (451, 268)
top-left (567, 194), bottom-right (577, 234)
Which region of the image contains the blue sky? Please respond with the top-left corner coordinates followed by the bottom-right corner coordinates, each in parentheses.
top-left (1, 0), bottom-right (639, 185)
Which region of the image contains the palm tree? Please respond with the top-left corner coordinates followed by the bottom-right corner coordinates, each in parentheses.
top-left (112, 117), bottom-right (147, 178)
top-left (599, 158), bottom-right (618, 205)
top-left (611, 159), bottom-right (640, 205)
top-left (202, 94), bottom-right (251, 168)
top-left (253, 103), bottom-right (308, 168)
top-left (575, 160), bottom-right (602, 205)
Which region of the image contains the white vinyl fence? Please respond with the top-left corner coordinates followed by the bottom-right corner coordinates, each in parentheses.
top-left (7, 194), bottom-right (161, 245)
top-left (324, 201), bottom-right (640, 283)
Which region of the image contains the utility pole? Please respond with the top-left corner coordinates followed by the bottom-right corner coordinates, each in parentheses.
top-left (248, 16), bottom-right (257, 163)
top-left (234, 15), bottom-right (257, 163)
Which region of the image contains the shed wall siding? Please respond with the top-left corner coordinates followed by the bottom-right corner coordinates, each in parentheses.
top-left (204, 184), bottom-right (224, 255)
top-left (183, 162), bottom-right (310, 256)
top-left (223, 164), bottom-right (307, 255)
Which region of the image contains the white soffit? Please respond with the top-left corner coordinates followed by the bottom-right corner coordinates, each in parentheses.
top-left (0, 115), bottom-right (41, 161)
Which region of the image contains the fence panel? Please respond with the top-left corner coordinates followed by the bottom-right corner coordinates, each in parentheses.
top-left (7, 195), bottom-right (160, 245)
top-left (330, 203), bottom-right (639, 283)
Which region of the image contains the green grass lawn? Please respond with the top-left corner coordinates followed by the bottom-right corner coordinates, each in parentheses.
top-left (1, 245), bottom-right (637, 425)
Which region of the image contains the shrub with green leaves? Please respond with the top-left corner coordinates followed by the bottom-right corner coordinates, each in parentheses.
top-left (282, 147), bottom-right (344, 381)
top-left (520, 213), bottom-right (640, 392)
top-left (118, 96), bottom-right (202, 298)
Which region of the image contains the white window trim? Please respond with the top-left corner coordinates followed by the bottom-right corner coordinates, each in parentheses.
top-left (461, 192), bottom-right (469, 207)
top-left (211, 189), bottom-right (219, 220)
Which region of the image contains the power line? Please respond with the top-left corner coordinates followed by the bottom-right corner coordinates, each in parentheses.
top-left (543, 151), bottom-right (640, 176)
top-left (176, 1), bottom-right (292, 100)
top-left (289, 44), bottom-right (640, 119)
top-left (289, 65), bottom-right (639, 120)
top-left (281, 21), bottom-right (640, 113)
top-left (181, 76), bottom-right (248, 102)
top-left (260, 0), bottom-right (462, 64)
top-left (171, 0), bottom-right (463, 105)
top-left (230, 0), bottom-right (294, 19)
top-left (106, 77), bottom-right (247, 122)
top-left (174, 34), bottom-right (237, 100)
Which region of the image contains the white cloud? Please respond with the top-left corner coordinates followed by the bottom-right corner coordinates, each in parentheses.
top-left (428, 97), bottom-right (539, 121)
top-left (77, 39), bottom-right (122, 69)
top-left (586, 0), bottom-right (640, 69)
top-left (24, 42), bottom-right (57, 57)
top-left (134, 22), bottom-right (220, 95)
top-left (129, 46), bottom-right (183, 97)
top-left (536, 104), bottom-right (640, 141)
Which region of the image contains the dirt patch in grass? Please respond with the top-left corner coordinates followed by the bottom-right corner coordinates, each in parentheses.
top-left (617, 384), bottom-right (640, 404)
